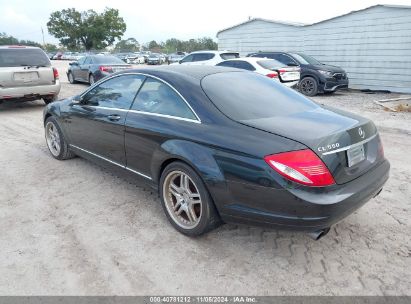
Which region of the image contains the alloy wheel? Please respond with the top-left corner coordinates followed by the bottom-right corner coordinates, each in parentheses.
top-left (300, 78), bottom-right (314, 94)
top-left (163, 170), bottom-right (202, 229)
top-left (45, 121), bottom-right (61, 157)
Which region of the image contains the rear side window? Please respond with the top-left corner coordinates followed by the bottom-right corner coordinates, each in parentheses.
top-left (257, 59), bottom-right (285, 69)
top-left (217, 60), bottom-right (255, 71)
top-left (220, 53), bottom-right (239, 60)
top-left (131, 77), bottom-right (197, 120)
top-left (0, 48), bottom-right (50, 67)
top-left (201, 72), bottom-right (318, 121)
top-left (81, 74), bottom-right (145, 109)
top-left (192, 53), bottom-right (215, 62)
top-left (181, 54), bottom-right (194, 63)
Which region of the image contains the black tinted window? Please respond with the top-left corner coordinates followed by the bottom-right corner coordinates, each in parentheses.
top-left (192, 53), bottom-right (214, 62)
top-left (82, 75), bottom-right (145, 109)
top-left (132, 77), bottom-right (197, 120)
top-left (0, 48), bottom-right (50, 67)
top-left (217, 60), bottom-right (255, 71)
top-left (201, 72), bottom-right (318, 121)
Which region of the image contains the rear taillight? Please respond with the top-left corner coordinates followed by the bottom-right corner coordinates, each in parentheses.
top-left (99, 66), bottom-right (113, 72)
top-left (52, 67), bottom-right (59, 79)
top-left (264, 149), bottom-right (335, 187)
top-left (266, 72), bottom-right (278, 78)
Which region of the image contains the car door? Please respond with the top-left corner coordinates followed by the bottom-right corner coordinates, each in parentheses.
top-left (71, 56), bottom-right (85, 80)
top-left (66, 74), bottom-right (145, 165)
top-left (79, 56), bottom-right (92, 81)
top-left (125, 77), bottom-right (200, 178)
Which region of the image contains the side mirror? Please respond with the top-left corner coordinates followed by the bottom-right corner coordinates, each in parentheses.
top-left (71, 95), bottom-right (82, 105)
top-left (178, 60), bottom-right (183, 64)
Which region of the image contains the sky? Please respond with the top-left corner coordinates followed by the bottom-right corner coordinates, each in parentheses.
top-left (1, 0), bottom-right (411, 45)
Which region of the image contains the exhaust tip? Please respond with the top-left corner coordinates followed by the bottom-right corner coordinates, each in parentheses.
top-left (308, 227), bottom-right (330, 241)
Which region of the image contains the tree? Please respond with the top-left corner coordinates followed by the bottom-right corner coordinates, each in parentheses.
top-left (0, 33), bottom-right (42, 48)
top-left (114, 37), bottom-right (140, 52)
top-left (43, 43), bottom-right (58, 52)
top-left (148, 40), bottom-right (159, 50)
top-left (47, 7), bottom-right (126, 50)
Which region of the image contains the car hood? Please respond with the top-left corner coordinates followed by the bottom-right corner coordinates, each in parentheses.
top-left (307, 64), bottom-right (345, 73)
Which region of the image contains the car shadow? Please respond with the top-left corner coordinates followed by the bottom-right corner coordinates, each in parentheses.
top-left (0, 99), bottom-right (45, 112)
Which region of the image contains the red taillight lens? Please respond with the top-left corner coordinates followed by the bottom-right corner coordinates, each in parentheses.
top-left (266, 72), bottom-right (278, 78)
top-left (52, 67), bottom-right (59, 79)
top-left (99, 66), bottom-right (113, 72)
top-left (264, 149), bottom-right (335, 187)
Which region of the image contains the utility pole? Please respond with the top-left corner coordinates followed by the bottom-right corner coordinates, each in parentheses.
top-left (41, 27), bottom-right (45, 47)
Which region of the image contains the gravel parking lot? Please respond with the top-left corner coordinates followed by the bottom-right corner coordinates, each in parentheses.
top-left (0, 61), bottom-right (410, 295)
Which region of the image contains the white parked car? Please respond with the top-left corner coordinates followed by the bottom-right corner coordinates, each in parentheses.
top-left (217, 57), bottom-right (300, 87)
top-left (126, 53), bottom-right (145, 64)
top-left (175, 50), bottom-right (239, 66)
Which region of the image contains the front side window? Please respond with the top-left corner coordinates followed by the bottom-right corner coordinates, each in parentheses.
top-left (181, 54), bottom-right (194, 63)
top-left (131, 77), bottom-right (197, 120)
top-left (83, 57), bottom-right (92, 65)
top-left (81, 74), bottom-right (145, 109)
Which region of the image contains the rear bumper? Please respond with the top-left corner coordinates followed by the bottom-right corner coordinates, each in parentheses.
top-left (219, 159), bottom-right (390, 232)
top-left (0, 81), bottom-right (61, 100)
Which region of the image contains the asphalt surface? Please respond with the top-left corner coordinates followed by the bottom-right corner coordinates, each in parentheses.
top-left (0, 61), bottom-right (410, 295)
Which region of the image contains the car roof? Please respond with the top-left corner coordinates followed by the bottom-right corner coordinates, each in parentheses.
top-left (189, 50), bottom-right (239, 55)
top-left (221, 57), bottom-right (273, 63)
top-left (123, 65), bottom-right (242, 80)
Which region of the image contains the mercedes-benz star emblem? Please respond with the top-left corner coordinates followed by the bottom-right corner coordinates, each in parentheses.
top-left (358, 127), bottom-right (365, 139)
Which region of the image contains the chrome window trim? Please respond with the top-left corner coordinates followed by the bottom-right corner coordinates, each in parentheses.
top-left (69, 144), bottom-right (152, 180)
top-left (72, 105), bottom-right (200, 124)
top-left (321, 133), bottom-right (377, 155)
top-left (78, 72), bottom-right (201, 123)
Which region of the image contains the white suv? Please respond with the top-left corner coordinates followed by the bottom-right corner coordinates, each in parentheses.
top-left (0, 46), bottom-right (60, 104)
top-left (175, 50), bottom-right (239, 66)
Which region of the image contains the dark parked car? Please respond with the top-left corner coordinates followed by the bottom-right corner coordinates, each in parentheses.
top-left (247, 52), bottom-right (349, 96)
top-left (43, 66), bottom-right (389, 239)
top-left (67, 55), bottom-right (131, 85)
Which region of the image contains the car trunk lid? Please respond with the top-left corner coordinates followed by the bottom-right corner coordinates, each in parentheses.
top-left (0, 66), bottom-right (55, 88)
top-left (239, 106), bottom-right (384, 184)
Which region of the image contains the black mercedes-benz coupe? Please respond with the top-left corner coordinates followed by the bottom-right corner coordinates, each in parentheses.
top-left (43, 66), bottom-right (389, 239)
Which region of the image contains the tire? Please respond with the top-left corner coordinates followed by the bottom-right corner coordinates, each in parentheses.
top-left (89, 74), bottom-right (95, 85)
top-left (159, 161), bottom-right (221, 236)
top-left (299, 77), bottom-right (318, 96)
top-left (67, 72), bottom-right (76, 84)
top-left (44, 116), bottom-right (76, 160)
top-left (43, 95), bottom-right (57, 104)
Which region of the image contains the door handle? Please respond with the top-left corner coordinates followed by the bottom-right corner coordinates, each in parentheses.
top-left (107, 114), bottom-right (121, 121)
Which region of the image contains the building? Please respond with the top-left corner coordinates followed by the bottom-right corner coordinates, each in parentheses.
top-left (217, 5), bottom-right (411, 93)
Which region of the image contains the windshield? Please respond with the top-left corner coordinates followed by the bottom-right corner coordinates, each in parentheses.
top-left (93, 56), bottom-right (125, 64)
top-left (290, 53), bottom-right (321, 65)
top-left (0, 48), bottom-right (50, 67)
top-left (201, 72), bottom-right (318, 121)
top-left (257, 59), bottom-right (285, 69)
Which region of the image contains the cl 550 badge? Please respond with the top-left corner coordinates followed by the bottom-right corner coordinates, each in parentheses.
top-left (318, 142), bottom-right (340, 153)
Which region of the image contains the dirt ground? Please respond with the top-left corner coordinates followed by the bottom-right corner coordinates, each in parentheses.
top-left (0, 61), bottom-right (410, 295)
